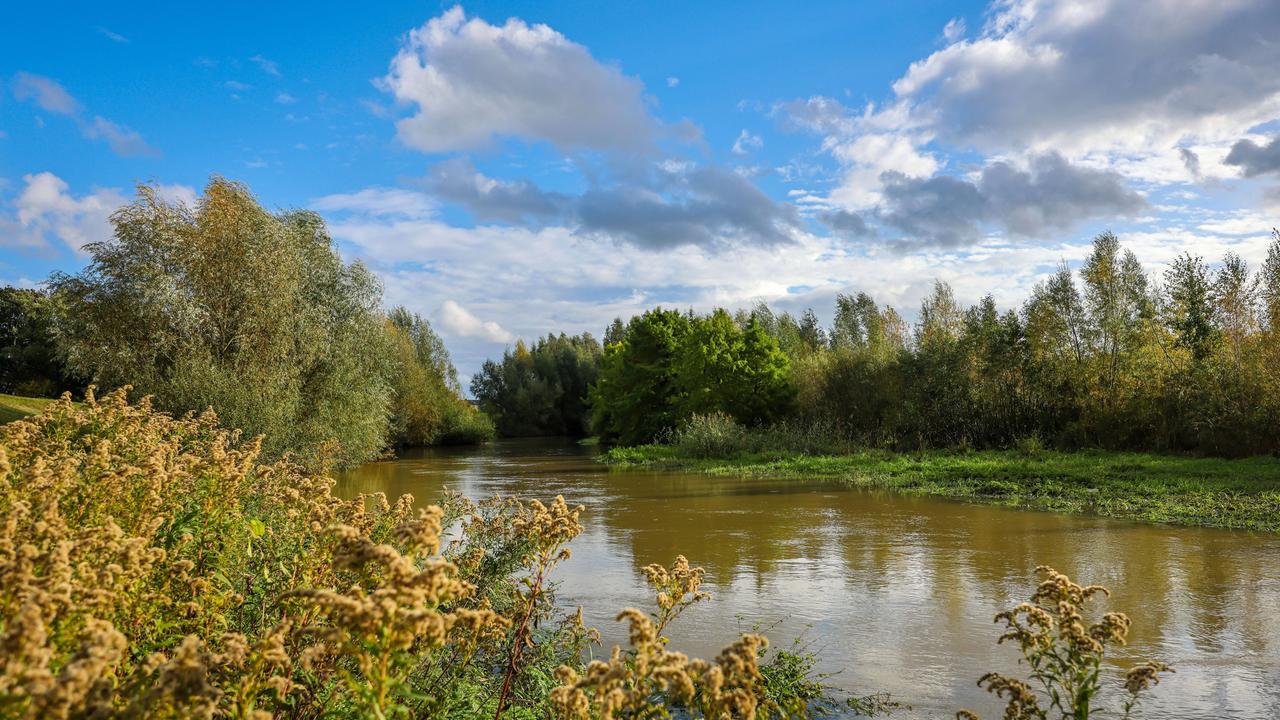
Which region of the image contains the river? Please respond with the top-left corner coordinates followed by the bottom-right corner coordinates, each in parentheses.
top-left (337, 438), bottom-right (1280, 719)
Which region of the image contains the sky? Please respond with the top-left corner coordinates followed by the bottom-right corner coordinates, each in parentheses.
top-left (3, 0), bottom-right (1280, 384)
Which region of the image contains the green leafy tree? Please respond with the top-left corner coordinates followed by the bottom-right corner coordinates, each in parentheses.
top-left (591, 308), bottom-right (691, 445)
top-left (50, 178), bottom-right (393, 466)
top-left (0, 287), bottom-right (82, 397)
top-left (471, 333), bottom-right (602, 437)
top-left (1163, 252), bottom-right (1218, 362)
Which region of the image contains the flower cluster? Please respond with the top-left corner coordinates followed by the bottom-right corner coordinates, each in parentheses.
top-left (550, 556), bottom-right (781, 720)
top-left (958, 566), bottom-right (1172, 720)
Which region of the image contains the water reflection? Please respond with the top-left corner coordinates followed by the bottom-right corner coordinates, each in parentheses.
top-left (337, 439), bottom-right (1280, 718)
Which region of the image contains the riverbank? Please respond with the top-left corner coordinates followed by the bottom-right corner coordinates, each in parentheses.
top-left (602, 445), bottom-right (1280, 532)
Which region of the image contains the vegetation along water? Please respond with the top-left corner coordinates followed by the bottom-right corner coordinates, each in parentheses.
top-left (3, 177), bottom-right (1280, 718)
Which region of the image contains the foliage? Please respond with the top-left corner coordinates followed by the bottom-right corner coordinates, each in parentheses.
top-left (770, 231), bottom-right (1280, 458)
top-left (550, 556), bottom-right (823, 719)
top-left (569, 230), bottom-right (1280, 458)
top-left (0, 288), bottom-right (82, 398)
top-left (591, 308), bottom-right (794, 446)
top-left (471, 333), bottom-right (602, 437)
top-left (602, 443), bottom-right (1280, 532)
top-left (385, 307), bottom-right (493, 447)
top-left (0, 390), bottom-right (837, 719)
top-left (48, 179), bottom-right (394, 467)
top-left (957, 566), bottom-right (1171, 720)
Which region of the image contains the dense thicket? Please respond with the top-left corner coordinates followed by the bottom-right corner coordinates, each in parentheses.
top-left (386, 307), bottom-right (495, 446)
top-left (0, 288), bottom-right (81, 397)
top-left (45, 179), bottom-right (486, 465)
top-left (590, 308), bottom-right (793, 446)
top-left (0, 390), bottom-right (830, 718)
top-left (777, 231), bottom-right (1280, 457)
top-left (470, 333), bottom-right (602, 437)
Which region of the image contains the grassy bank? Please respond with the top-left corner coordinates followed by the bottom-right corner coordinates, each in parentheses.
top-left (602, 444), bottom-right (1280, 532)
top-left (0, 393), bottom-right (62, 424)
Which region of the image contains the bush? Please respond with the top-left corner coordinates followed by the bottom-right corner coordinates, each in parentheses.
top-left (0, 389), bottom-right (828, 719)
top-left (958, 566), bottom-right (1171, 720)
top-left (50, 179), bottom-right (393, 467)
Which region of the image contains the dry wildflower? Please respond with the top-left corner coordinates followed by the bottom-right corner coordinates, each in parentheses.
top-left (495, 495), bottom-right (585, 718)
top-left (550, 556), bottom-right (782, 720)
top-left (958, 566), bottom-right (1172, 720)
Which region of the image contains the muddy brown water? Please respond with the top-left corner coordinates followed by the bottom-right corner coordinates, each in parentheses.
top-left (336, 438), bottom-right (1280, 719)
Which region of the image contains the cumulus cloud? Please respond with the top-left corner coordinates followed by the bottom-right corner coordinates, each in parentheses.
top-left (312, 187), bottom-right (436, 218)
top-left (425, 157), bottom-right (565, 223)
top-left (0, 172), bottom-right (127, 254)
top-left (417, 158), bottom-right (796, 249)
top-left (879, 152), bottom-right (1145, 246)
top-left (819, 210), bottom-right (874, 239)
top-left (439, 300), bottom-right (514, 342)
top-left (11, 72), bottom-right (158, 157)
top-left (381, 6), bottom-right (655, 153)
top-left (1179, 147), bottom-right (1202, 178)
top-left (1224, 134), bottom-right (1280, 177)
top-left (886, 0), bottom-right (1280, 155)
top-left (575, 165), bottom-right (798, 249)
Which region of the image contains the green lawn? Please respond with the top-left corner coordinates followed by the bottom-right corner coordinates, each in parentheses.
top-left (0, 393), bottom-right (63, 424)
top-left (602, 445), bottom-right (1280, 532)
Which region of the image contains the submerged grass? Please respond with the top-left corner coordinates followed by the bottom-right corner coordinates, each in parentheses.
top-left (602, 444), bottom-right (1280, 532)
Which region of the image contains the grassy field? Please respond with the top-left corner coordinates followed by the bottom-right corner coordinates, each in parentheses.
top-left (602, 445), bottom-right (1280, 532)
top-left (0, 393), bottom-right (63, 425)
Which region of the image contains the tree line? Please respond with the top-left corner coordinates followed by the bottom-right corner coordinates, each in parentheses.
top-left (475, 231), bottom-right (1280, 457)
top-left (1, 179), bottom-right (490, 467)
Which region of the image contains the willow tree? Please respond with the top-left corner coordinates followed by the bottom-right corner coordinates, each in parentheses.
top-left (51, 178), bottom-right (392, 466)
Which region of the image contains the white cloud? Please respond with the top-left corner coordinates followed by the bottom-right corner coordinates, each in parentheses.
top-left (250, 55), bottom-right (281, 77)
top-left (275, 92), bottom-right (297, 104)
top-left (312, 187), bottom-right (436, 218)
top-left (11, 72), bottom-right (158, 157)
top-left (1, 172), bottom-right (126, 254)
top-left (883, 0), bottom-right (1280, 160)
top-left (97, 27), bottom-right (129, 43)
top-left (83, 116), bottom-right (160, 157)
top-left (941, 17), bottom-right (966, 43)
top-left (667, 76), bottom-right (680, 88)
top-left (381, 6), bottom-right (655, 153)
top-left (439, 300), bottom-right (514, 342)
top-left (11, 72), bottom-right (80, 114)
top-left (731, 129), bottom-right (763, 156)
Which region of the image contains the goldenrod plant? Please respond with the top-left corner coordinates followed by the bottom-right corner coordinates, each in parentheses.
top-left (0, 390), bottom-right (841, 719)
top-left (958, 566), bottom-right (1172, 720)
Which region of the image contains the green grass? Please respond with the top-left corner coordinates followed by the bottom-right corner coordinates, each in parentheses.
top-left (0, 393), bottom-right (63, 424)
top-left (602, 445), bottom-right (1280, 532)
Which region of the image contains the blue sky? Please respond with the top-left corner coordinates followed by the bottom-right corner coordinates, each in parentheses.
top-left (3, 0), bottom-right (1280, 382)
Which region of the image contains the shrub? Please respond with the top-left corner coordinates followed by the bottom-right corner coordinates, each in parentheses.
top-left (958, 566), bottom-right (1172, 720)
top-left (0, 389), bottom-right (830, 719)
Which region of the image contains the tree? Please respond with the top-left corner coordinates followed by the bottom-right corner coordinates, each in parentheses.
top-left (1261, 230), bottom-right (1280, 333)
top-left (1212, 252), bottom-right (1259, 363)
top-left (50, 178), bottom-right (393, 466)
top-left (1163, 252), bottom-right (1217, 362)
top-left (385, 308), bottom-right (490, 446)
top-left (0, 287), bottom-right (82, 397)
top-left (591, 308), bottom-right (690, 445)
top-left (471, 333), bottom-right (602, 437)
